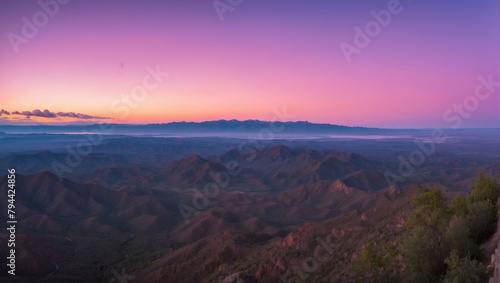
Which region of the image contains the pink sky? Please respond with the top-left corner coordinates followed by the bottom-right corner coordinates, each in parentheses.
top-left (0, 0), bottom-right (499, 128)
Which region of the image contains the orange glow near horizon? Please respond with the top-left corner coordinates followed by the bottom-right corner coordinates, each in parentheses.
top-left (0, 0), bottom-right (499, 128)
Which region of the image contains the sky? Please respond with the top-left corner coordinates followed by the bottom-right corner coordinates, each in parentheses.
top-left (0, 0), bottom-right (499, 128)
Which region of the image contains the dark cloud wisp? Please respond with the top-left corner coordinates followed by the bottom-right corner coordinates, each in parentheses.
top-left (56, 112), bottom-right (109, 120)
top-left (3, 109), bottom-right (110, 120)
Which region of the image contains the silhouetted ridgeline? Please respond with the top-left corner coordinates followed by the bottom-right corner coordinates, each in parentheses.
top-left (0, 120), bottom-right (388, 134)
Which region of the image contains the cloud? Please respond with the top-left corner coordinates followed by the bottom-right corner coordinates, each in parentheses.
top-left (6, 109), bottom-right (110, 120)
top-left (20, 109), bottom-right (58, 118)
top-left (57, 112), bottom-right (110, 119)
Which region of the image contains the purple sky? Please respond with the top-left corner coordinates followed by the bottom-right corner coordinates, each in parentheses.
top-left (0, 0), bottom-right (499, 128)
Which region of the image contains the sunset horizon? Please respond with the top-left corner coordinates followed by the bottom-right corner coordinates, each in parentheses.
top-left (1, 115), bottom-right (500, 130)
top-left (1, 0), bottom-right (499, 129)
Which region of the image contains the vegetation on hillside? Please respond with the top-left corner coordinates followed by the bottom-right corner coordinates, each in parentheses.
top-left (353, 174), bottom-right (500, 283)
top-left (130, 174), bottom-right (499, 282)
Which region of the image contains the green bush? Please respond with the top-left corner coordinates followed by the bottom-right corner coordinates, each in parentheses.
top-left (467, 173), bottom-right (500, 207)
top-left (401, 174), bottom-right (499, 282)
top-left (443, 250), bottom-right (488, 283)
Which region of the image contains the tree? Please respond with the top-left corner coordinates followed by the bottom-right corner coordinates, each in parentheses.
top-left (406, 188), bottom-right (451, 244)
top-left (443, 215), bottom-right (480, 260)
top-left (450, 195), bottom-right (467, 216)
top-left (467, 173), bottom-right (500, 207)
top-left (467, 200), bottom-right (497, 243)
top-left (353, 243), bottom-right (401, 283)
top-left (443, 250), bottom-right (488, 283)
top-left (465, 174), bottom-right (499, 243)
top-left (353, 243), bottom-right (383, 281)
top-left (403, 188), bottom-right (451, 282)
top-left (402, 227), bottom-right (445, 283)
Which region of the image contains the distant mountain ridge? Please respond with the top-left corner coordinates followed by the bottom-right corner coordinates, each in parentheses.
top-left (0, 119), bottom-right (381, 134)
top-left (135, 120), bottom-right (375, 132)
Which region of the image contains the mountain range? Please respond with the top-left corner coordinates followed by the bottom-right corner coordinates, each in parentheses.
top-left (0, 132), bottom-right (498, 282)
top-left (0, 119), bottom-right (385, 135)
